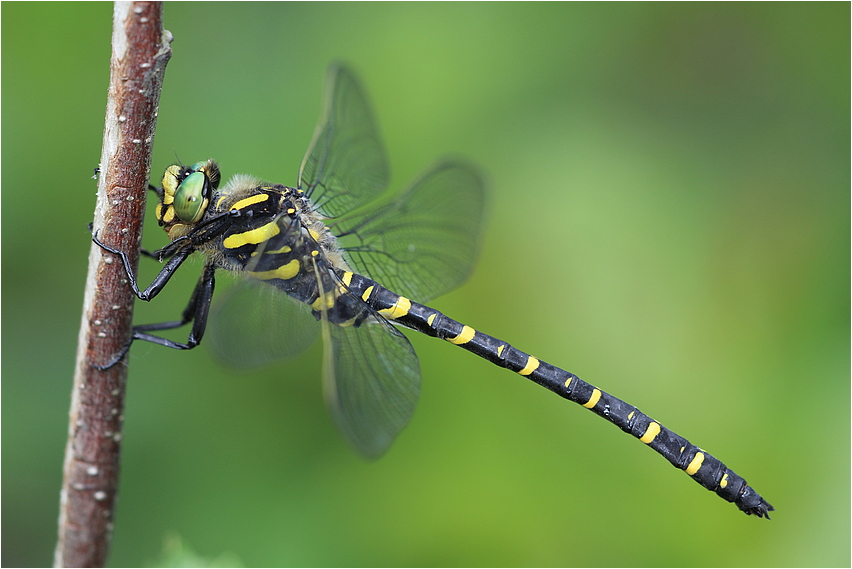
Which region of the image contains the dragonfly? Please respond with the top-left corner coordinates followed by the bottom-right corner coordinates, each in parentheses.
top-left (93, 63), bottom-right (772, 518)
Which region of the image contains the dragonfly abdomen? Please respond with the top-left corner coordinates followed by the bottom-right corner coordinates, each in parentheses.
top-left (344, 269), bottom-right (773, 518)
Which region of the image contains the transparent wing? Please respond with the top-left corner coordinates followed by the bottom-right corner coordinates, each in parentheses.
top-left (207, 276), bottom-right (319, 369)
top-left (322, 313), bottom-right (421, 459)
top-left (299, 63), bottom-right (389, 219)
top-left (330, 159), bottom-right (486, 303)
top-left (307, 255), bottom-right (421, 459)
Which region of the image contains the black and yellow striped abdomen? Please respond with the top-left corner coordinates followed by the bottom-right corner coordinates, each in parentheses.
top-left (340, 269), bottom-right (772, 517)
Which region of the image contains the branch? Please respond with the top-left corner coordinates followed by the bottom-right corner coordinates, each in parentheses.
top-left (55, 2), bottom-right (171, 567)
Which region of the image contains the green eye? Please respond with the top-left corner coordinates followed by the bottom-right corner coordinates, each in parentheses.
top-left (174, 171), bottom-right (207, 222)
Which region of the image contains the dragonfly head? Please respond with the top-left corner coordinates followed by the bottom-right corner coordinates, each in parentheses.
top-left (155, 159), bottom-right (220, 240)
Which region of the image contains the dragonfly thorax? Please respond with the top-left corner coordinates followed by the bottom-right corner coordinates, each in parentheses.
top-left (210, 170), bottom-right (352, 277)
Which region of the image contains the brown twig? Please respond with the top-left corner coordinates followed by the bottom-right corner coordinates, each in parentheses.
top-left (54, 3), bottom-right (171, 567)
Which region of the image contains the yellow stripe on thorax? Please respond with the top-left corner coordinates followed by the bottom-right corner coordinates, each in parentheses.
top-left (311, 291), bottom-right (337, 311)
top-left (231, 193), bottom-right (269, 211)
top-left (248, 259), bottom-right (300, 281)
top-left (223, 221), bottom-right (280, 249)
top-left (264, 245), bottom-right (292, 255)
top-left (337, 316), bottom-right (359, 327)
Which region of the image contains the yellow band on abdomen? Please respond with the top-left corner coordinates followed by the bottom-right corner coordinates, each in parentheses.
top-left (685, 452), bottom-right (705, 475)
top-left (379, 296), bottom-right (411, 320)
top-left (448, 325), bottom-right (475, 345)
top-left (639, 421), bottom-right (661, 444)
top-left (582, 388), bottom-right (601, 409)
top-left (518, 356), bottom-right (539, 376)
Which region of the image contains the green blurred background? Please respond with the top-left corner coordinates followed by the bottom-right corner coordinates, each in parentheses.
top-left (3, 2), bottom-right (849, 567)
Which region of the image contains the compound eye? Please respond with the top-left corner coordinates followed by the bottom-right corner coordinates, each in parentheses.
top-left (174, 170), bottom-right (207, 222)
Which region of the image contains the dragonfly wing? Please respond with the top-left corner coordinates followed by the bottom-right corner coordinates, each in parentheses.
top-left (332, 159), bottom-right (486, 302)
top-left (322, 314), bottom-right (421, 459)
top-left (207, 276), bottom-right (319, 369)
top-left (299, 63), bottom-right (389, 219)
